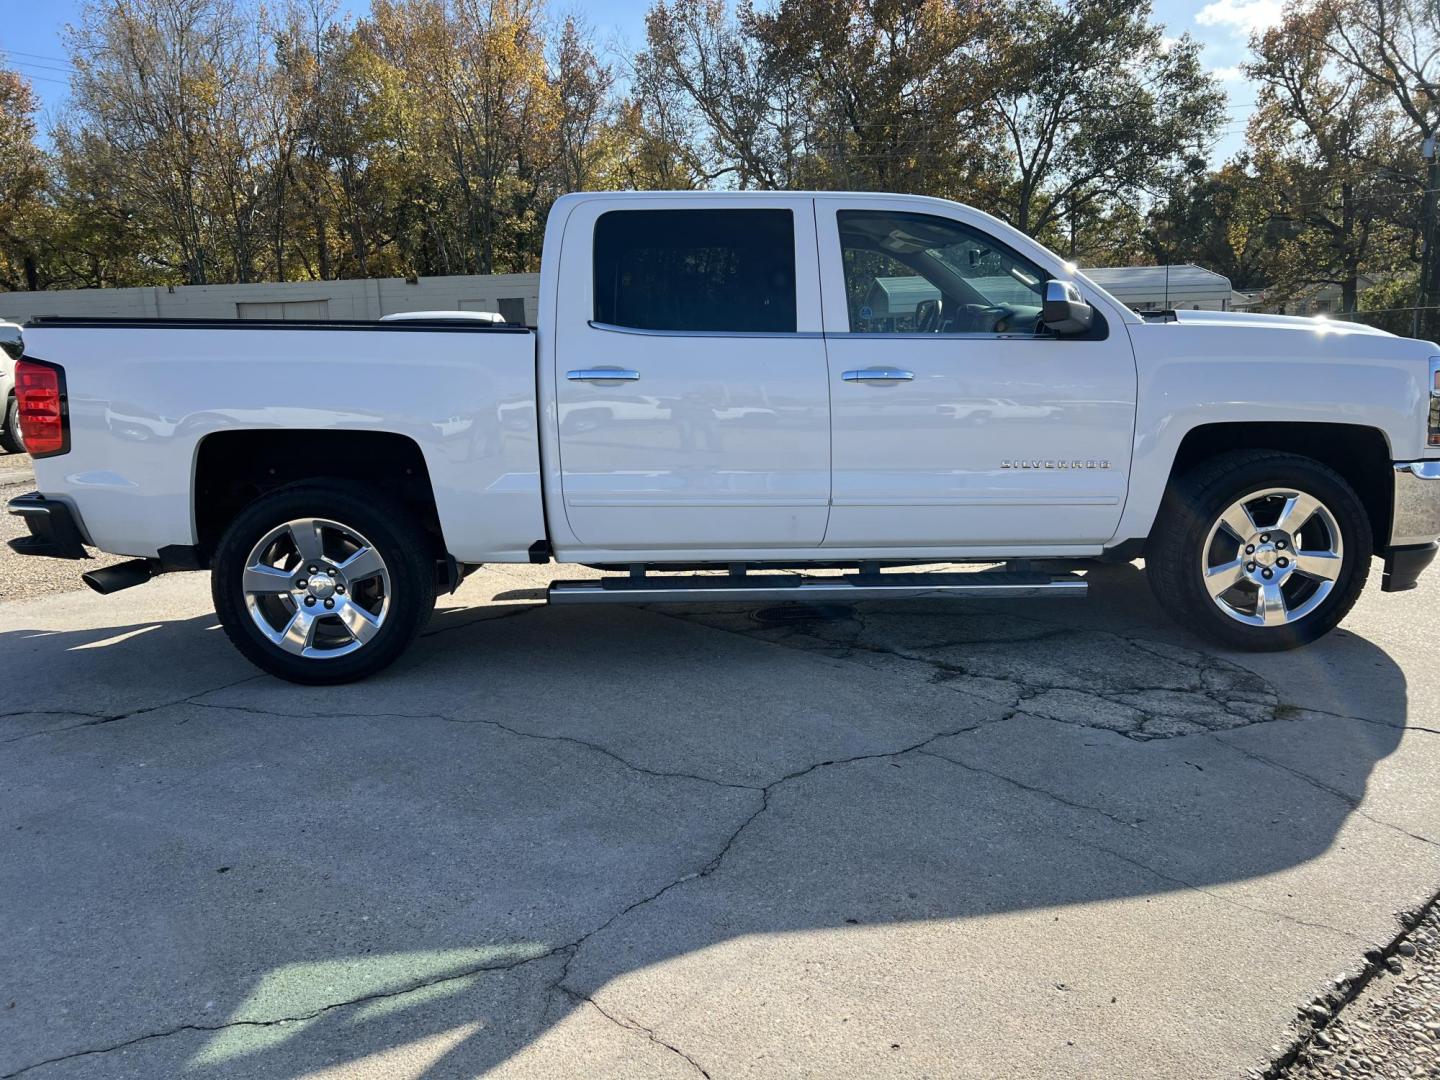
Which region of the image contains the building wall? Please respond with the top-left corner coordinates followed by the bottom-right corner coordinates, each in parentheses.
top-left (1, 265), bottom-right (1239, 323)
top-left (0, 274), bottom-right (542, 325)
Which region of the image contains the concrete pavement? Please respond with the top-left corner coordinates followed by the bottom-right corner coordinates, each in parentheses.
top-left (1, 556), bottom-right (1438, 1078)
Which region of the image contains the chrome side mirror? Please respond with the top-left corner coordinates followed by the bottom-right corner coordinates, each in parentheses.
top-left (0, 322), bottom-right (22, 362)
top-left (1042, 280), bottom-right (1093, 336)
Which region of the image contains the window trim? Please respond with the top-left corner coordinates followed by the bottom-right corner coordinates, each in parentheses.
top-left (588, 320), bottom-right (822, 340)
top-left (590, 206), bottom-right (802, 336)
top-left (836, 208), bottom-right (1049, 330)
top-left (826, 206), bottom-right (1109, 342)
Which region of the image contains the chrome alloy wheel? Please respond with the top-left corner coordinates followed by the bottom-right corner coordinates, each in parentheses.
top-left (241, 518), bottom-right (391, 659)
top-left (1200, 487), bottom-right (1344, 627)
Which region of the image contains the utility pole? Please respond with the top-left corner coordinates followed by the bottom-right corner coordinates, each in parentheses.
top-left (1414, 134), bottom-right (1440, 338)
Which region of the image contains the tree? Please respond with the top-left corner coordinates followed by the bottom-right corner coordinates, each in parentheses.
top-left (1311, 0), bottom-right (1439, 332)
top-left (983, 0), bottom-right (1226, 249)
top-left (1246, 0), bottom-right (1414, 313)
top-left (0, 70), bottom-right (51, 291)
top-left (1144, 160), bottom-right (1280, 291)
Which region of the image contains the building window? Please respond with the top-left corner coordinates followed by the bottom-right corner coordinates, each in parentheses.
top-left (497, 297), bottom-right (527, 325)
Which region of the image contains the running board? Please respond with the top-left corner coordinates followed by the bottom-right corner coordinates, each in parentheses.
top-left (547, 570), bottom-right (1087, 605)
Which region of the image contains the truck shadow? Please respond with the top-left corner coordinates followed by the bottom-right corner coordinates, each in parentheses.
top-left (0, 564), bottom-right (1420, 1076)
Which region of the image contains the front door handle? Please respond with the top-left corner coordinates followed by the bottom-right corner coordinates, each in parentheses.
top-left (567, 368), bottom-right (641, 382)
top-left (842, 368), bottom-right (915, 382)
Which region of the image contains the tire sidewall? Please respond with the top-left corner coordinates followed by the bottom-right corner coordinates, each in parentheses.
top-left (1, 395), bottom-right (23, 454)
top-left (1159, 456), bottom-right (1371, 650)
top-left (212, 483), bottom-right (437, 684)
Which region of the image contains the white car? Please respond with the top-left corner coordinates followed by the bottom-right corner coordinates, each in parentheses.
top-left (0, 324), bottom-right (22, 454)
top-left (7, 191), bottom-right (1440, 683)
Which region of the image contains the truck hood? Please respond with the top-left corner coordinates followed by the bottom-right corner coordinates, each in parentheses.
top-left (1162, 309), bottom-right (1395, 337)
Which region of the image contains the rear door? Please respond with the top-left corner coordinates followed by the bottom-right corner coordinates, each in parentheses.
top-left (551, 197), bottom-right (830, 550)
top-left (815, 197), bottom-right (1138, 550)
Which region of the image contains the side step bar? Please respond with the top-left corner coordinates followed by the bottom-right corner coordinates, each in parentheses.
top-left (548, 570), bottom-right (1087, 605)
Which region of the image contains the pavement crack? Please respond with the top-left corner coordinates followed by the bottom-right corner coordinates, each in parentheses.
top-left (1075, 838), bottom-right (1365, 941)
top-left (545, 719), bottom-right (1001, 1018)
top-left (1212, 736), bottom-right (1438, 848)
top-left (0, 949), bottom-right (564, 1079)
top-left (556, 987), bottom-right (712, 1078)
top-left (916, 746), bottom-right (1142, 830)
top-left (190, 699), bottom-right (756, 791)
top-left (1261, 886), bottom-right (1440, 1079)
top-left (1272, 702), bottom-right (1440, 736)
top-left (0, 675), bottom-right (267, 744)
top-left (435, 714), bottom-right (759, 792)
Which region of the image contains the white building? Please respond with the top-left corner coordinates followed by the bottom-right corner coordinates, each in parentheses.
top-left (1080, 264), bottom-right (1235, 311)
top-left (0, 263), bottom-right (1235, 325)
top-left (0, 273), bottom-right (541, 326)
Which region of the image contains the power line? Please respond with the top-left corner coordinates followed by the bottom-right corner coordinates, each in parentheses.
top-left (3, 57), bottom-right (76, 75)
top-left (0, 48), bottom-right (75, 68)
top-left (8, 70), bottom-right (70, 86)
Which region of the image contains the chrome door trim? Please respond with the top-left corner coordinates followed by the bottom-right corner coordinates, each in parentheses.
top-left (588, 321), bottom-right (824, 340)
top-left (824, 331), bottom-right (1050, 341)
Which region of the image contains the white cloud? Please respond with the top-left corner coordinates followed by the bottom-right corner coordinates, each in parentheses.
top-left (1196, 0), bottom-right (1284, 36)
top-left (1210, 64), bottom-right (1247, 81)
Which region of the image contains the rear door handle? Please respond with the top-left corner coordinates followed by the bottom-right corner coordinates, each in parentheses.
top-left (567, 368), bottom-right (640, 381)
top-left (842, 368), bottom-right (915, 382)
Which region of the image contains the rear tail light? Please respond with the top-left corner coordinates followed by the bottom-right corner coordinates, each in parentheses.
top-left (15, 358), bottom-right (69, 457)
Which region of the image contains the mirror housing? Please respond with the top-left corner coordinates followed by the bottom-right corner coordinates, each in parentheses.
top-left (1042, 280), bottom-right (1093, 335)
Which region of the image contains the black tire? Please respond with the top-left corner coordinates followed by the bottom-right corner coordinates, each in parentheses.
top-left (0, 394), bottom-right (23, 455)
top-left (211, 482), bottom-right (438, 684)
top-left (1146, 451), bottom-right (1371, 651)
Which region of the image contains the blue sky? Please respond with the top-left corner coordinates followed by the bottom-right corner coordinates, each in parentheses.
top-left (0, 0), bottom-right (1275, 163)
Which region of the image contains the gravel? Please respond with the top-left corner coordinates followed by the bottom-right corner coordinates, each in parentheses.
top-left (1279, 902), bottom-right (1440, 1079)
top-left (0, 452), bottom-right (127, 601)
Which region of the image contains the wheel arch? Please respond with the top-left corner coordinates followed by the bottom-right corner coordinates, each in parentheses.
top-left (192, 429), bottom-right (447, 565)
top-left (1128, 422), bottom-right (1393, 555)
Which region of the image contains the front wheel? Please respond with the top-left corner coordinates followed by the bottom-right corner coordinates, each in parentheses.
top-left (211, 483), bottom-right (437, 684)
top-left (1146, 451), bottom-right (1371, 651)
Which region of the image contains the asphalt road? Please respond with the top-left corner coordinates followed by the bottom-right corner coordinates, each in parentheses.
top-left (2, 459), bottom-right (1438, 1078)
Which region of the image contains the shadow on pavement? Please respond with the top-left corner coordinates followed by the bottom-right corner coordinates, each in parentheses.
top-left (0, 563), bottom-right (1417, 1077)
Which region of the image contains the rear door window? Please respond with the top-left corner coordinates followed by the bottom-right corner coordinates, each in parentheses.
top-left (593, 209), bottom-right (797, 333)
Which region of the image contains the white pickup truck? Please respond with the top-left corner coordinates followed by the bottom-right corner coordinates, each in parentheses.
top-left (7, 191), bottom-right (1440, 683)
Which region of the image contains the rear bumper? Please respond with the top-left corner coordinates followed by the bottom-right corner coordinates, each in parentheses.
top-left (6, 492), bottom-right (87, 559)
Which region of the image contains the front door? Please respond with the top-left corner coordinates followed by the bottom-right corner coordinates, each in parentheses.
top-left (815, 198), bottom-right (1138, 550)
top-left (552, 197), bottom-right (830, 550)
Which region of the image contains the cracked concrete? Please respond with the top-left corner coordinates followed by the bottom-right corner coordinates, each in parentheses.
top-left (2, 560), bottom-right (1438, 1078)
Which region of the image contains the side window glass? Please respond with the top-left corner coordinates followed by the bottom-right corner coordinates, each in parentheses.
top-left (593, 209), bottom-right (797, 333)
top-left (837, 210), bottom-right (1047, 335)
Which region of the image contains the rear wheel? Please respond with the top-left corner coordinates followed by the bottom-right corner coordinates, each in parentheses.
top-left (1146, 451), bottom-right (1371, 651)
top-left (212, 483), bottom-right (437, 684)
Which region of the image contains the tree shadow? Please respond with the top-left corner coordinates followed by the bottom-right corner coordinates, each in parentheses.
top-left (0, 565), bottom-right (1417, 1077)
